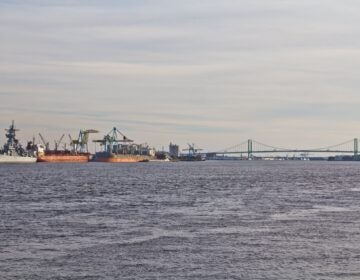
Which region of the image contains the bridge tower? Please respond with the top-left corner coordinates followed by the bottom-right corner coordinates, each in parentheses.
top-left (247, 139), bottom-right (253, 159)
top-left (354, 138), bottom-right (358, 158)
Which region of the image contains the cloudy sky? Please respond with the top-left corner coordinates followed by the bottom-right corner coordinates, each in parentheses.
top-left (1, 0), bottom-right (360, 151)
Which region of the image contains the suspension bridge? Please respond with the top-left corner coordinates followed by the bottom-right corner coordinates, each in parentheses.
top-left (207, 138), bottom-right (359, 159)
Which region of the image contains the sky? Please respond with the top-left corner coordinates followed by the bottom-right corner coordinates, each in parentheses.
top-left (1, 0), bottom-right (360, 151)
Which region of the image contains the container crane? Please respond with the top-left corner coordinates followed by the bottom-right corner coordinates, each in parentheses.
top-left (71, 129), bottom-right (99, 153)
top-left (183, 143), bottom-right (203, 156)
top-left (179, 143), bottom-right (205, 161)
top-left (93, 127), bottom-right (133, 154)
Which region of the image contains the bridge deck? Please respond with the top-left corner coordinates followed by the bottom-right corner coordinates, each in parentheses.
top-left (212, 150), bottom-right (355, 154)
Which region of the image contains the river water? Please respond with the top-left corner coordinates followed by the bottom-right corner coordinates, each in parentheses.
top-left (1, 161), bottom-right (360, 279)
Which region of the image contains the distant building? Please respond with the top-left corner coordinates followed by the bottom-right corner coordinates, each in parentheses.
top-left (169, 142), bottom-right (179, 157)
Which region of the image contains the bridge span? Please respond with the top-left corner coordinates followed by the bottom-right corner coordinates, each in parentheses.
top-left (208, 138), bottom-right (359, 159)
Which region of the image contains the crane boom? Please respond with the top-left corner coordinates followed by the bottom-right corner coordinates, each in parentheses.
top-left (54, 134), bottom-right (65, 151)
top-left (38, 133), bottom-right (49, 150)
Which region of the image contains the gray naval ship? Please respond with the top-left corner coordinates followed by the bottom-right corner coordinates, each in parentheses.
top-left (0, 121), bottom-right (37, 163)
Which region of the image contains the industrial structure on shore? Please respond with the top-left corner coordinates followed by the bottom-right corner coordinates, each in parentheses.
top-left (179, 143), bottom-right (206, 161)
top-left (1, 121), bottom-right (360, 163)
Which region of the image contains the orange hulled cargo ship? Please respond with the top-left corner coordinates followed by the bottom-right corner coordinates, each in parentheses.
top-left (36, 129), bottom-right (98, 163)
top-left (92, 153), bottom-right (150, 163)
top-left (92, 127), bottom-right (155, 163)
top-left (37, 151), bottom-right (91, 163)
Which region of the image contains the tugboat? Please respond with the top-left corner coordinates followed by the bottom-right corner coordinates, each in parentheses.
top-left (0, 121), bottom-right (37, 163)
top-left (179, 143), bottom-right (206, 161)
top-left (92, 127), bottom-right (155, 163)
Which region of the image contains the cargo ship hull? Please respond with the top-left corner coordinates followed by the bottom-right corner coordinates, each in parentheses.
top-left (92, 152), bottom-right (151, 163)
top-left (179, 154), bottom-right (206, 161)
top-left (0, 155), bottom-right (37, 163)
top-left (37, 152), bottom-right (90, 163)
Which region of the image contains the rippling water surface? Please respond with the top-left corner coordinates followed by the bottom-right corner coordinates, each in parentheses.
top-left (1, 161), bottom-right (360, 279)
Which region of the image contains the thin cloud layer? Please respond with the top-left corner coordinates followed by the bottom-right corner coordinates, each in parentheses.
top-left (1, 0), bottom-right (360, 150)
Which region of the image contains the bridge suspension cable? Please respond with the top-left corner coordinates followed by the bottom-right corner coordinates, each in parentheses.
top-left (215, 140), bottom-right (248, 153)
top-left (251, 140), bottom-right (289, 152)
top-left (213, 138), bottom-right (359, 156)
top-left (310, 139), bottom-right (355, 152)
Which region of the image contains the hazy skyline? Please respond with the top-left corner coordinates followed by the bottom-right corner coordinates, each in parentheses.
top-left (1, 0), bottom-right (360, 151)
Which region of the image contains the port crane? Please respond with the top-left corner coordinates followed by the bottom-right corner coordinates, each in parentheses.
top-left (182, 143), bottom-right (203, 156)
top-left (93, 127), bottom-right (133, 154)
top-left (71, 129), bottom-right (99, 153)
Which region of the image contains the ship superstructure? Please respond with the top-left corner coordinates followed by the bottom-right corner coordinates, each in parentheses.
top-left (0, 121), bottom-right (37, 163)
top-left (92, 127), bottom-right (155, 162)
